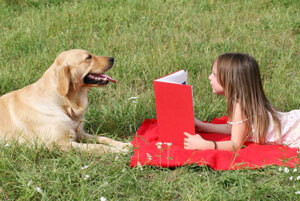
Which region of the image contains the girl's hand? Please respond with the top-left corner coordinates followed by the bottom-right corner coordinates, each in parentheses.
top-left (183, 132), bottom-right (205, 150)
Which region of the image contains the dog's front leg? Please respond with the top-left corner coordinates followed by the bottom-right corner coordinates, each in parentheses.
top-left (80, 132), bottom-right (132, 153)
top-left (76, 123), bottom-right (131, 152)
top-left (70, 141), bottom-right (125, 153)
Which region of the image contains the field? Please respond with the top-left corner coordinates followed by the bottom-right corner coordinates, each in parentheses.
top-left (0, 0), bottom-right (300, 200)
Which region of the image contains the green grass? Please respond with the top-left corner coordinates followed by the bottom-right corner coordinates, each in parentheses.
top-left (0, 0), bottom-right (300, 200)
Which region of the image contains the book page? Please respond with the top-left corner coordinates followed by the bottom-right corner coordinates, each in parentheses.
top-left (155, 70), bottom-right (187, 85)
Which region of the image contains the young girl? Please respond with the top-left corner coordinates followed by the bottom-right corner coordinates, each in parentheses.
top-left (184, 53), bottom-right (300, 151)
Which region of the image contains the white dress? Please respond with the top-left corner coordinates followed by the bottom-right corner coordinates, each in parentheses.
top-left (250, 110), bottom-right (300, 148)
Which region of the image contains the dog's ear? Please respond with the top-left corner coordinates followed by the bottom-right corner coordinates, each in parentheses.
top-left (70, 69), bottom-right (81, 91)
top-left (56, 65), bottom-right (70, 96)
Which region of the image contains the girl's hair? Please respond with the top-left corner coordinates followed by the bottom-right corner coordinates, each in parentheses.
top-left (215, 53), bottom-right (281, 144)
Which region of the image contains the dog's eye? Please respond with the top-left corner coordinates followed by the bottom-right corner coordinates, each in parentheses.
top-left (86, 54), bottom-right (92, 60)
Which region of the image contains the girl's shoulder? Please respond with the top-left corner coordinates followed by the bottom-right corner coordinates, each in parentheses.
top-left (278, 109), bottom-right (300, 121)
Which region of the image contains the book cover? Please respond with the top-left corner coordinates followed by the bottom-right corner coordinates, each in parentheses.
top-left (153, 70), bottom-right (195, 147)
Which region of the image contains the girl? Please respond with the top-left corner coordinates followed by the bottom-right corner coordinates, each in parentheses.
top-left (184, 53), bottom-right (300, 151)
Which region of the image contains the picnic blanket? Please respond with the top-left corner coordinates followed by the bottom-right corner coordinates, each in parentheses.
top-left (130, 116), bottom-right (300, 170)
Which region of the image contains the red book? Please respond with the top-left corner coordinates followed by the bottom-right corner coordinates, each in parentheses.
top-left (153, 70), bottom-right (195, 147)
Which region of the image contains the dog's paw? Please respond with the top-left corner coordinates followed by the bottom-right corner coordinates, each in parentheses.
top-left (119, 142), bottom-right (132, 153)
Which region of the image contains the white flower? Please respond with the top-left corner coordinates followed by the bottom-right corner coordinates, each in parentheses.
top-left (137, 162), bottom-right (143, 170)
top-left (122, 168), bottom-right (126, 173)
top-left (297, 176), bottom-right (300, 180)
top-left (128, 97), bottom-right (138, 100)
top-left (146, 153), bottom-right (152, 161)
top-left (35, 187), bottom-right (42, 193)
top-left (166, 142), bottom-right (172, 147)
top-left (289, 176), bottom-right (293, 181)
top-left (294, 168), bottom-right (298, 173)
top-left (115, 156), bottom-right (119, 161)
top-left (81, 165), bottom-right (89, 170)
top-left (156, 142), bottom-right (163, 149)
top-left (27, 180), bottom-right (33, 186)
top-left (100, 197), bottom-right (107, 201)
top-left (84, 175), bottom-right (90, 180)
top-left (279, 167), bottom-right (282, 172)
top-left (295, 191), bottom-right (300, 195)
top-left (156, 142), bottom-right (162, 146)
top-left (284, 167), bottom-right (289, 173)
top-left (4, 144), bottom-right (9, 147)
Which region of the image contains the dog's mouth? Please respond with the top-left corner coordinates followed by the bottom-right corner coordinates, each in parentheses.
top-left (83, 73), bottom-right (117, 85)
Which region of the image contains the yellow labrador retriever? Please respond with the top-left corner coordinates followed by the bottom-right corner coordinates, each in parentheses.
top-left (0, 49), bottom-right (131, 153)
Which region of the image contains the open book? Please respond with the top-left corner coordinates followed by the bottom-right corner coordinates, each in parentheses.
top-left (153, 70), bottom-right (195, 147)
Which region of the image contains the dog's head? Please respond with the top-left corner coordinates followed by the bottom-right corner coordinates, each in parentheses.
top-left (53, 49), bottom-right (116, 96)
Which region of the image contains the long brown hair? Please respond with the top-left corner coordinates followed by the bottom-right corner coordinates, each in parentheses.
top-left (215, 53), bottom-right (281, 144)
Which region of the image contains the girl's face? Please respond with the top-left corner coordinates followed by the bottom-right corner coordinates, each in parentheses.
top-left (208, 62), bottom-right (224, 95)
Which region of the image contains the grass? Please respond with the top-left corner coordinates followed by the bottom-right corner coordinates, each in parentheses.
top-left (0, 0), bottom-right (300, 200)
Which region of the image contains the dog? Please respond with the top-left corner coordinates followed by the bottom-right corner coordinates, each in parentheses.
top-left (0, 49), bottom-right (131, 153)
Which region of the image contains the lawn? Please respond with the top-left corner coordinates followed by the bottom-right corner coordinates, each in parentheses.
top-left (0, 0), bottom-right (300, 200)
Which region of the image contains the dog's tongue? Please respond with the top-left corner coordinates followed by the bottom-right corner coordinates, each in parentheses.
top-left (100, 74), bottom-right (117, 83)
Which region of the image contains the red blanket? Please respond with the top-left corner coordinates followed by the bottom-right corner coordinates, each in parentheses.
top-left (130, 116), bottom-right (300, 170)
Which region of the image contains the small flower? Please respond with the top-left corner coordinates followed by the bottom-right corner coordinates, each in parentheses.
top-left (294, 168), bottom-right (298, 173)
top-left (166, 142), bottom-right (172, 147)
top-left (146, 153), bottom-right (152, 161)
top-left (297, 176), bottom-right (300, 180)
top-left (81, 165), bottom-right (89, 170)
top-left (35, 187), bottom-right (42, 193)
top-left (279, 167), bottom-right (282, 171)
top-left (295, 191), bottom-right (300, 195)
top-left (84, 175), bottom-right (90, 180)
top-left (122, 168), bottom-right (126, 173)
top-left (156, 142), bottom-right (163, 149)
top-left (137, 162), bottom-right (143, 170)
top-left (128, 97), bottom-right (138, 100)
top-left (27, 180), bottom-right (33, 186)
top-left (156, 142), bottom-right (162, 146)
top-left (289, 176), bottom-right (293, 181)
top-left (284, 167), bottom-right (289, 173)
top-left (115, 156), bottom-right (119, 161)
top-left (100, 197), bottom-right (107, 201)
top-left (4, 144), bottom-right (9, 147)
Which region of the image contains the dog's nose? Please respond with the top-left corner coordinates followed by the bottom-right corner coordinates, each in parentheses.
top-left (109, 57), bottom-right (114, 65)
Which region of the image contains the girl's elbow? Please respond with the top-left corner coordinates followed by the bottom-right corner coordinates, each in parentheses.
top-left (231, 141), bottom-right (243, 152)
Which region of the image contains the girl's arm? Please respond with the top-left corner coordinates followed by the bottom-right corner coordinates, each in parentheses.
top-left (185, 103), bottom-right (249, 151)
top-left (194, 118), bottom-right (231, 135)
